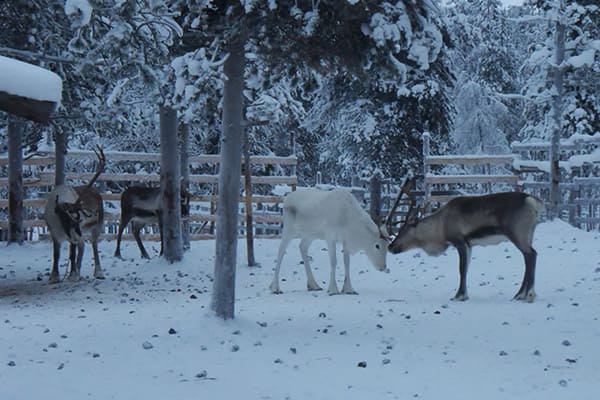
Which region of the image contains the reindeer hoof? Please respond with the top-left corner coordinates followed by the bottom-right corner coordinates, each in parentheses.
top-left (513, 291), bottom-right (536, 302)
top-left (49, 275), bottom-right (60, 284)
top-left (269, 282), bottom-right (282, 294)
top-left (307, 285), bottom-right (323, 292)
top-left (451, 293), bottom-right (469, 301)
top-left (327, 287), bottom-right (340, 296)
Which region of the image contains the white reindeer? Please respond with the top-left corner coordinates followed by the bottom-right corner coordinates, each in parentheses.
top-left (269, 188), bottom-right (390, 295)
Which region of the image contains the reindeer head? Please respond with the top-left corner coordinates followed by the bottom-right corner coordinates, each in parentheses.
top-left (385, 175), bottom-right (429, 254)
top-left (53, 195), bottom-right (85, 244)
top-left (366, 224), bottom-right (390, 271)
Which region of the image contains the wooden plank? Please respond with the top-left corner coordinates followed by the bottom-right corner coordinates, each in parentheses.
top-left (573, 177), bottom-right (600, 185)
top-left (424, 174), bottom-right (519, 185)
top-left (425, 155), bottom-right (514, 165)
top-left (573, 198), bottom-right (600, 206)
top-left (427, 194), bottom-right (459, 204)
top-left (0, 177), bottom-right (46, 186)
top-left (193, 194), bottom-right (285, 203)
top-left (0, 219), bottom-right (47, 228)
top-left (1, 151), bottom-right (297, 165)
top-left (43, 172), bottom-right (297, 186)
top-left (0, 198), bottom-right (46, 208)
top-left (520, 181), bottom-right (578, 189)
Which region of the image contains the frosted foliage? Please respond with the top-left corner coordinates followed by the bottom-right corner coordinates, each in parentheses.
top-left (64, 0), bottom-right (93, 27)
top-left (171, 48), bottom-right (225, 123)
top-left (519, 1), bottom-right (600, 140)
top-left (452, 81), bottom-right (510, 154)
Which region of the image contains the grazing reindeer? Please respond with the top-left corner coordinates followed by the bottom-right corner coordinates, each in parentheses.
top-left (44, 146), bottom-right (106, 283)
top-left (114, 186), bottom-right (190, 259)
top-left (387, 183), bottom-right (545, 302)
top-left (270, 188), bottom-right (390, 295)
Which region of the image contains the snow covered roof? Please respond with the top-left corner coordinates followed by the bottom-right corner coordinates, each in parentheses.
top-left (0, 55), bottom-right (62, 122)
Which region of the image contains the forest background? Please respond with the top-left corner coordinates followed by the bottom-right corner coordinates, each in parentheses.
top-left (1, 0), bottom-right (598, 187)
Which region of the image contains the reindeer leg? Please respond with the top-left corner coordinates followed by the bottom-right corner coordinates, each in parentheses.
top-left (514, 247), bottom-right (537, 302)
top-left (91, 232), bottom-right (104, 279)
top-left (49, 239), bottom-right (61, 284)
top-left (114, 216), bottom-right (129, 259)
top-left (299, 238), bottom-right (322, 291)
top-left (270, 232), bottom-right (292, 294)
top-left (341, 243), bottom-right (357, 295)
top-left (327, 240), bottom-right (340, 295)
top-left (452, 241), bottom-right (471, 301)
top-left (68, 242), bottom-right (82, 281)
top-left (132, 221), bottom-right (150, 259)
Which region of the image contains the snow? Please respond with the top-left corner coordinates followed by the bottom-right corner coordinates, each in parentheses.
top-left (0, 56), bottom-right (62, 103)
top-left (1, 220), bottom-right (599, 399)
top-left (64, 0), bottom-right (93, 27)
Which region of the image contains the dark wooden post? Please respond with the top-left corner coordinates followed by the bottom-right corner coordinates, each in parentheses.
top-left (7, 116), bottom-right (24, 244)
top-left (54, 130), bottom-right (67, 186)
top-left (243, 131), bottom-right (257, 267)
top-left (370, 175), bottom-right (382, 225)
top-left (180, 122), bottom-right (190, 251)
top-left (422, 131), bottom-right (431, 202)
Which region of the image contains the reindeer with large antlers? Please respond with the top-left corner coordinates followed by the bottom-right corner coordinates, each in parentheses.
top-left (387, 177), bottom-right (545, 302)
top-left (44, 146), bottom-right (106, 283)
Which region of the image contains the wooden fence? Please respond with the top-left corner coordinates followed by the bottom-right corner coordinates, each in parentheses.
top-left (0, 150), bottom-right (297, 241)
top-left (418, 132), bottom-right (600, 230)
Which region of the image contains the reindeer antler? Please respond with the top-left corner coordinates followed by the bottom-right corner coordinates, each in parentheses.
top-left (80, 145), bottom-right (106, 194)
top-left (384, 175), bottom-right (416, 237)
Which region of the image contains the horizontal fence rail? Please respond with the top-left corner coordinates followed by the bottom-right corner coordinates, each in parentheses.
top-left (0, 150), bottom-right (297, 241)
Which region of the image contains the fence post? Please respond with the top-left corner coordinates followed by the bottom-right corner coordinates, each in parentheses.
top-left (422, 131), bottom-right (431, 201)
top-left (370, 175), bottom-right (382, 225)
top-left (243, 131), bottom-right (257, 267)
top-left (8, 116), bottom-right (24, 244)
top-left (180, 122), bottom-right (190, 251)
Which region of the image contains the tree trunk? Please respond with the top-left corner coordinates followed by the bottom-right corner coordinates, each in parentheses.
top-left (180, 122), bottom-right (190, 251)
top-left (160, 105), bottom-right (183, 263)
top-left (7, 116), bottom-right (23, 244)
top-left (549, 17), bottom-right (566, 220)
top-left (54, 130), bottom-right (66, 186)
top-left (212, 37), bottom-right (245, 320)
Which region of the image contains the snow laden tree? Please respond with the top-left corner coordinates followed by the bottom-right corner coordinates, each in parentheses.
top-left (520, 0), bottom-right (600, 218)
top-left (445, 0), bottom-right (523, 155)
top-left (64, 0), bottom-right (186, 260)
top-left (297, 0), bottom-right (454, 181)
top-left (173, 0), bottom-right (455, 319)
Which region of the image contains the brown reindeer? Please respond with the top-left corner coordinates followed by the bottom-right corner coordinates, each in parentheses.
top-left (387, 180), bottom-right (544, 302)
top-left (43, 146), bottom-right (106, 283)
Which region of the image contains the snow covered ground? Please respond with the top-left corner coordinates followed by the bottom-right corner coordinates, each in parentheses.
top-left (1, 219), bottom-right (599, 400)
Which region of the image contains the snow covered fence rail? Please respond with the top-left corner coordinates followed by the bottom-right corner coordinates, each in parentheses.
top-left (0, 150), bottom-right (297, 240)
top-left (511, 135), bottom-right (600, 230)
top-left (421, 132), bottom-right (519, 205)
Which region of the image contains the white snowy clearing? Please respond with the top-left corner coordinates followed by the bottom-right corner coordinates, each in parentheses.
top-left (1, 219), bottom-right (599, 400)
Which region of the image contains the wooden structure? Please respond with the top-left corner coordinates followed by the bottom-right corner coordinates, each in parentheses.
top-left (0, 150), bottom-right (297, 241)
top-left (418, 132), bottom-right (600, 230)
top-left (422, 132), bottom-right (519, 204)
